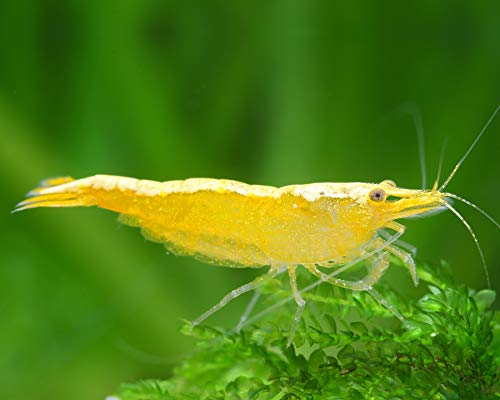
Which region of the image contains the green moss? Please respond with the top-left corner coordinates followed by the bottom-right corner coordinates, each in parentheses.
top-left (112, 262), bottom-right (499, 399)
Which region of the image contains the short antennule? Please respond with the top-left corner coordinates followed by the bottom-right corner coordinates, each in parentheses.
top-left (431, 136), bottom-right (448, 192)
top-left (439, 105), bottom-right (500, 192)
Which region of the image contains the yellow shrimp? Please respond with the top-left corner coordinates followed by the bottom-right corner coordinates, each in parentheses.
top-left (14, 106), bottom-right (499, 346)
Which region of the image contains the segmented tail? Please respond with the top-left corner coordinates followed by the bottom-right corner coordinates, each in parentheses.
top-left (13, 176), bottom-right (89, 212)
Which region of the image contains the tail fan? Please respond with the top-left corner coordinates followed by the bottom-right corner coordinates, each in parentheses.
top-left (13, 176), bottom-right (86, 213)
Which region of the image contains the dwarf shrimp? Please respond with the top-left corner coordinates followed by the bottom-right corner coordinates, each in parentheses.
top-left (14, 106), bottom-right (499, 346)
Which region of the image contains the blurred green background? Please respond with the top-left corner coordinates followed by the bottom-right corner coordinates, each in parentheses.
top-left (1, 1), bottom-right (499, 399)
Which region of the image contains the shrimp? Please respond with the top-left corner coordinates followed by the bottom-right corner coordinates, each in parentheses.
top-left (14, 106), bottom-right (499, 347)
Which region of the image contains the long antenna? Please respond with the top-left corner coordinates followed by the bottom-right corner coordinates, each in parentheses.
top-left (442, 192), bottom-right (499, 228)
top-left (442, 201), bottom-right (490, 289)
top-left (439, 105), bottom-right (500, 192)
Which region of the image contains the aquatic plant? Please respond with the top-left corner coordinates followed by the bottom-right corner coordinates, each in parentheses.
top-left (111, 261), bottom-right (498, 399)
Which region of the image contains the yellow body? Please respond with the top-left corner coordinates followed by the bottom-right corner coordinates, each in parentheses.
top-left (15, 175), bottom-right (444, 269)
top-left (16, 172), bottom-right (494, 346)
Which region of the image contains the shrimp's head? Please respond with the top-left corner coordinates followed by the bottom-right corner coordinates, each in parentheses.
top-left (360, 180), bottom-right (448, 224)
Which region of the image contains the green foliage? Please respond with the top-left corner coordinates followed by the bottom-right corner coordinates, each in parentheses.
top-left (112, 262), bottom-right (499, 399)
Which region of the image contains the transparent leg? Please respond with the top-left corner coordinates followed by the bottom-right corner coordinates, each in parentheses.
top-left (287, 265), bottom-right (306, 347)
top-left (306, 251), bottom-right (391, 291)
top-left (374, 237), bottom-right (418, 286)
top-left (191, 268), bottom-right (279, 328)
top-left (307, 252), bottom-right (410, 328)
top-left (378, 228), bottom-right (418, 257)
top-left (235, 291), bottom-right (261, 332)
top-left (234, 266), bottom-right (287, 332)
top-left (367, 287), bottom-right (413, 330)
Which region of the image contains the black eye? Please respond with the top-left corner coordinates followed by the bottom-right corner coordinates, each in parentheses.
top-left (369, 189), bottom-right (386, 202)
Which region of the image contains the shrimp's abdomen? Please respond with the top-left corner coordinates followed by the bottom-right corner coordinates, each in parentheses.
top-left (15, 176), bottom-right (278, 267)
